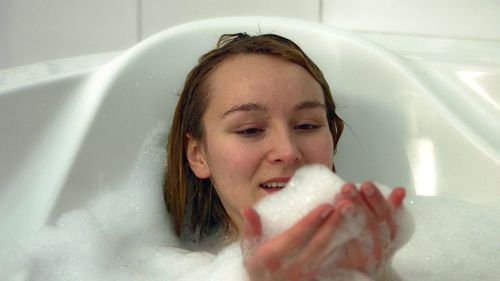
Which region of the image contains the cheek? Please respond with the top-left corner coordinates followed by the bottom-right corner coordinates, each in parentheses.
top-left (207, 140), bottom-right (261, 186)
top-left (207, 141), bottom-right (263, 209)
top-left (303, 134), bottom-right (335, 167)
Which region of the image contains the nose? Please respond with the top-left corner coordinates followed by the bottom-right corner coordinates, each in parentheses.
top-left (266, 127), bottom-right (302, 164)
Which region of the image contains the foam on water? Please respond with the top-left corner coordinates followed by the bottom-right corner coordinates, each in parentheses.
top-left (1, 126), bottom-right (499, 281)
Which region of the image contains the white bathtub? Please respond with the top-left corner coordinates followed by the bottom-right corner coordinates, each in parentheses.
top-left (1, 16), bottom-right (499, 252)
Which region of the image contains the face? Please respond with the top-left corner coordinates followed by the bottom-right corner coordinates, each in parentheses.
top-left (187, 54), bottom-right (334, 233)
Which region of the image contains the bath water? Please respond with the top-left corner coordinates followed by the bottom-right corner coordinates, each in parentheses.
top-left (1, 126), bottom-right (499, 281)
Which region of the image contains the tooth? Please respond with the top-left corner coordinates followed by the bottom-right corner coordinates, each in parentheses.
top-left (262, 182), bottom-right (287, 188)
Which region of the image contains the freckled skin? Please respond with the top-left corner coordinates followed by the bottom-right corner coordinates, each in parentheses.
top-left (186, 53), bottom-right (407, 281)
top-left (188, 54), bottom-right (334, 233)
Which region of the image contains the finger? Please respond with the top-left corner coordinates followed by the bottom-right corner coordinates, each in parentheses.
top-left (263, 203), bottom-right (334, 257)
top-left (340, 183), bottom-right (368, 212)
top-left (348, 239), bottom-right (369, 273)
top-left (241, 207), bottom-right (267, 277)
top-left (336, 239), bottom-right (368, 273)
top-left (290, 200), bottom-right (353, 270)
top-left (242, 206), bottom-right (262, 238)
top-left (286, 263), bottom-right (321, 281)
top-left (340, 183), bottom-right (381, 231)
top-left (388, 187), bottom-right (406, 208)
top-left (340, 183), bottom-right (358, 201)
top-left (341, 183), bottom-right (382, 233)
top-left (253, 203), bottom-right (334, 270)
top-left (360, 181), bottom-right (389, 216)
top-left (342, 183), bottom-right (384, 261)
top-left (241, 206), bottom-right (263, 262)
top-left (360, 182), bottom-right (397, 240)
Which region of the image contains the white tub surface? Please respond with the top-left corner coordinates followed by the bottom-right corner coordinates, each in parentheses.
top-left (1, 17), bottom-right (499, 244)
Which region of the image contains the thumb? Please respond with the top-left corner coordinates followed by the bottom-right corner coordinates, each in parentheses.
top-left (240, 207), bottom-right (262, 255)
top-left (241, 206), bottom-right (262, 238)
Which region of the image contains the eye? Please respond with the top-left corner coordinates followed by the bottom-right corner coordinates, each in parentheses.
top-left (236, 127), bottom-right (264, 136)
top-left (294, 123), bottom-right (320, 131)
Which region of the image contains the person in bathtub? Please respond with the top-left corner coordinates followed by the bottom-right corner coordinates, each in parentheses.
top-left (163, 33), bottom-right (407, 281)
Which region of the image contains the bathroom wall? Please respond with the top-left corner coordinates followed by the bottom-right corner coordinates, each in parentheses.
top-left (140, 0), bottom-right (320, 39)
top-left (1, 0), bottom-right (499, 70)
top-left (0, 0), bottom-right (320, 70)
top-left (0, 0), bottom-right (138, 70)
top-left (321, 0), bottom-right (500, 41)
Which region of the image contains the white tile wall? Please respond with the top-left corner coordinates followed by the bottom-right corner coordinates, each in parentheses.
top-left (321, 0), bottom-right (500, 40)
top-left (140, 0), bottom-right (320, 39)
top-left (0, 0), bottom-right (320, 70)
top-left (0, 0), bottom-right (138, 70)
top-left (2, 0), bottom-right (499, 70)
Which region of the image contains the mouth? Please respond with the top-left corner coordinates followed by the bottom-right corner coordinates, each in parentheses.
top-left (259, 178), bottom-right (289, 193)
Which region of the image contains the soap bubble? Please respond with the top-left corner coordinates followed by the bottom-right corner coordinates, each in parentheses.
top-left (252, 164), bottom-right (414, 280)
top-left (1, 127), bottom-right (499, 281)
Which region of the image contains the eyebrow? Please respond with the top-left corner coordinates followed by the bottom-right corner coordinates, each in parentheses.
top-left (294, 100), bottom-right (326, 111)
top-left (221, 100), bottom-right (325, 119)
top-left (222, 103), bottom-right (267, 118)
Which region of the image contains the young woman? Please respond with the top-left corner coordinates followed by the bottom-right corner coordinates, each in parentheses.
top-left (164, 33), bottom-right (406, 281)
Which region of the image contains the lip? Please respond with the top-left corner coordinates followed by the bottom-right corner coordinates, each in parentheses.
top-left (262, 188), bottom-right (283, 193)
top-left (262, 177), bottom-right (291, 184)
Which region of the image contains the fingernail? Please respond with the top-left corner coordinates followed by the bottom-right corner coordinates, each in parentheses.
top-left (364, 185), bottom-right (375, 197)
top-left (342, 184), bottom-right (357, 199)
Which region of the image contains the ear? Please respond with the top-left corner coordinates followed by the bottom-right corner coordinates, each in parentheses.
top-left (186, 134), bottom-right (211, 179)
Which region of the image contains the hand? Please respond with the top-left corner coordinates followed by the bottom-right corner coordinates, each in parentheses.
top-left (241, 199), bottom-right (355, 281)
top-left (335, 182), bottom-right (406, 276)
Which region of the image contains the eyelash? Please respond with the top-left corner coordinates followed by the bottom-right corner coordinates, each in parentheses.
top-left (235, 123), bottom-right (320, 136)
top-left (294, 123), bottom-right (320, 131)
top-left (236, 128), bottom-right (264, 136)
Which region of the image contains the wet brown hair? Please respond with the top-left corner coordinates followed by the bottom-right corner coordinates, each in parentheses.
top-left (164, 33), bottom-right (344, 240)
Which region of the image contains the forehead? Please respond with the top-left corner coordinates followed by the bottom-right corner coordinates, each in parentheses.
top-left (206, 54), bottom-right (323, 104)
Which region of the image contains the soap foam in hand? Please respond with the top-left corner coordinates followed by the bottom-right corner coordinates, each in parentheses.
top-left (251, 165), bottom-right (414, 281)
